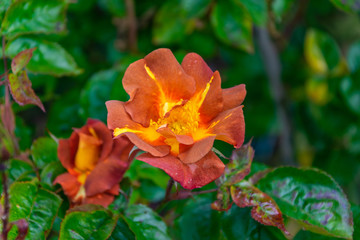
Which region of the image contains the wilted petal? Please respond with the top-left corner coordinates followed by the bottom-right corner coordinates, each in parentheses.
top-left (84, 193), bottom-right (115, 207)
top-left (58, 135), bottom-right (78, 170)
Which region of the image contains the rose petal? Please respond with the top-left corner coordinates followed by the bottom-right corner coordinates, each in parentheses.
top-left (85, 159), bottom-right (129, 196)
top-left (125, 132), bottom-right (170, 157)
top-left (84, 193), bottom-right (115, 207)
top-left (137, 151), bottom-right (225, 189)
top-left (57, 134), bottom-right (78, 170)
top-left (222, 84), bottom-right (246, 111)
top-left (178, 135), bottom-right (216, 164)
top-left (122, 59), bottom-right (162, 126)
top-left (181, 52), bottom-right (213, 92)
top-left (198, 71), bottom-right (223, 123)
top-left (144, 48), bottom-right (196, 102)
top-left (87, 119), bottom-right (113, 162)
top-left (209, 106), bottom-right (245, 148)
top-left (53, 173), bottom-right (80, 200)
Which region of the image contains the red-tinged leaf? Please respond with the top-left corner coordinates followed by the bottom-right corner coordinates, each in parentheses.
top-left (211, 186), bottom-right (232, 211)
top-left (230, 180), bottom-right (289, 235)
top-left (223, 140), bottom-right (254, 186)
top-left (11, 48), bottom-right (36, 75)
top-left (8, 71), bottom-right (45, 112)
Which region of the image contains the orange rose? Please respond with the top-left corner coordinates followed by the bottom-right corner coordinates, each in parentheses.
top-left (106, 49), bottom-right (246, 189)
top-left (54, 119), bottom-right (134, 207)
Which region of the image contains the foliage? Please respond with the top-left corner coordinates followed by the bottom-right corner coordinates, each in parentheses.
top-left (1, 0), bottom-right (360, 239)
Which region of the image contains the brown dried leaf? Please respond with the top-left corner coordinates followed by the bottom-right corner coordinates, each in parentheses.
top-left (8, 71), bottom-right (45, 112)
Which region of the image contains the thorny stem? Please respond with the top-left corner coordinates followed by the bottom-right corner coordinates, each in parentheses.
top-left (164, 179), bottom-right (174, 203)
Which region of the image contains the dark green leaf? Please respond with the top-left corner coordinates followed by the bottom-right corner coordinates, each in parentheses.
top-left (108, 216), bottom-right (135, 240)
top-left (31, 137), bottom-right (58, 169)
top-left (231, 180), bottom-right (288, 235)
top-left (80, 69), bottom-right (122, 122)
top-left (257, 167), bottom-right (353, 239)
top-left (0, 0), bottom-right (68, 39)
top-left (340, 76), bottom-right (360, 115)
top-left (7, 182), bottom-right (62, 240)
top-left (234, 0), bottom-right (267, 26)
top-left (11, 48), bottom-right (36, 75)
top-left (180, 0), bottom-right (212, 18)
top-left (8, 159), bottom-right (35, 183)
top-left (211, 0), bottom-right (253, 52)
top-left (8, 71), bottom-right (45, 111)
top-left (221, 206), bottom-right (286, 240)
top-left (347, 40), bottom-right (360, 73)
top-left (175, 198), bottom-right (221, 240)
top-left (271, 0), bottom-right (295, 21)
top-left (6, 37), bottom-right (82, 76)
top-left (125, 204), bottom-right (171, 240)
top-left (0, 0), bottom-right (11, 22)
top-left (153, 1), bottom-right (194, 45)
top-left (59, 205), bottom-right (117, 240)
top-left (40, 161), bottom-right (66, 190)
top-left (330, 0), bottom-right (360, 13)
top-left (352, 204), bottom-right (360, 240)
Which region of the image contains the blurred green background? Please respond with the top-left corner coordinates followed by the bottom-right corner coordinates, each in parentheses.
top-left (4, 0), bottom-right (360, 207)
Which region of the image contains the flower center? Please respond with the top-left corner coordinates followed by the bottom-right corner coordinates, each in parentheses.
top-left (154, 100), bottom-right (200, 136)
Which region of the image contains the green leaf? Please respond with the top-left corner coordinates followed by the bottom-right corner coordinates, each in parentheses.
top-left (304, 29), bottom-right (341, 75)
top-left (8, 71), bottom-right (45, 111)
top-left (231, 180), bottom-right (288, 235)
top-left (234, 0), bottom-right (267, 26)
top-left (0, 0), bottom-right (11, 22)
top-left (59, 205), bottom-right (117, 240)
top-left (8, 159), bottom-right (35, 183)
top-left (175, 198), bottom-right (221, 240)
top-left (330, 0), bottom-right (360, 13)
top-left (108, 216), bottom-right (135, 240)
top-left (211, 0), bottom-right (253, 52)
top-left (40, 161), bottom-right (66, 190)
top-left (223, 140), bottom-right (254, 186)
top-left (124, 204), bottom-right (171, 240)
top-left (80, 69), bottom-right (122, 122)
top-left (11, 48), bottom-right (36, 75)
top-left (180, 0), bottom-right (212, 18)
top-left (7, 182), bottom-right (62, 240)
top-left (352, 204), bottom-right (360, 240)
top-left (153, 1), bottom-right (194, 45)
top-left (271, 0), bottom-right (295, 21)
top-left (31, 137), bottom-right (58, 169)
top-left (221, 206), bottom-right (286, 240)
top-left (0, 0), bottom-right (68, 39)
top-left (6, 37), bottom-right (82, 76)
top-left (340, 76), bottom-right (360, 115)
top-left (257, 167), bottom-right (353, 239)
